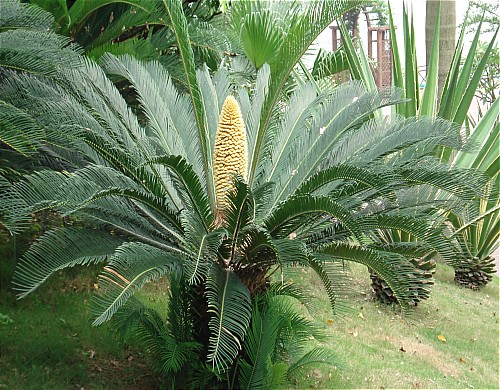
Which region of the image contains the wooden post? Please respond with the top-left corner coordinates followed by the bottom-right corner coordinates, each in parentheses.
top-left (377, 29), bottom-right (384, 88)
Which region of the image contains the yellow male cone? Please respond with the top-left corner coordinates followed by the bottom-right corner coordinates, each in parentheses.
top-left (213, 96), bottom-right (247, 211)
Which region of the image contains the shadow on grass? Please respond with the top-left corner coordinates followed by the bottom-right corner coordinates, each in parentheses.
top-left (0, 234), bottom-right (162, 390)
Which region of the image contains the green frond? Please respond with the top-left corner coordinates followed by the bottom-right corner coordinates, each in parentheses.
top-left (101, 54), bottom-right (204, 179)
top-left (265, 195), bottom-right (361, 241)
top-left (0, 29), bottom-right (83, 77)
top-left (32, 163), bottom-right (185, 237)
top-left (64, 0), bottom-right (158, 36)
top-left (0, 101), bottom-right (43, 156)
top-left (295, 163), bottom-right (395, 199)
top-left (267, 85), bottom-right (402, 205)
top-left (223, 178), bottom-right (254, 259)
top-left (182, 223), bottom-right (226, 284)
top-left (13, 227), bottom-right (125, 297)
top-left (244, 0), bottom-right (365, 185)
top-left (364, 213), bottom-right (460, 265)
top-left (160, 338), bottom-right (203, 374)
top-left (311, 48), bottom-right (348, 80)
top-left (267, 282), bottom-right (318, 317)
top-left (196, 64), bottom-right (235, 163)
top-left (251, 181), bottom-right (276, 221)
top-left (236, 8), bottom-right (284, 69)
top-left (70, 186), bottom-right (183, 233)
top-left (368, 242), bottom-right (432, 260)
top-left (260, 80), bottom-right (327, 185)
top-left (242, 226), bottom-right (309, 267)
top-left (113, 302), bottom-right (201, 375)
top-left (316, 242), bottom-right (416, 312)
top-left (87, 38), bottom-right (159, 62)
top-left (307, 254), bottom-right (352, 316)
top-left (270, 238), bottom-right (309, 268)
top-left (188, 19), bottom-right (232, 70)
top-left (6, 170), bottom-right (68, 229)
top-left (269, 297), bottom-right (325, 348)
top-left (350, 116), bottom-right (463, 165)
top-left (160, 0), bottom-right (212, 202)
top-left (287, 348), bottom-right (341, 378)
top-left (82, 0), bottom-right (164, 49)
top-left (149, 155), bottom-right (212, 229)
top-left (206, 263), bottom-right (251, 370)
top-left (238, 303), bottom-right (283, 390)
top-left (396, 161), bottom-right (488, 201)
top-left (245, 63), bottom-right (271, 184)
top-left (92, 241), bottom-right (181, 325)
top-left (77, 130), bottom-right (181, 210)
top-left (0, 0), bottom-right (54, 31)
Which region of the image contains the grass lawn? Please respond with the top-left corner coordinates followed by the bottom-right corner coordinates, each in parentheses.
top-left (0, 268), bottom-right (162, 389)
top-left (1, 240), bottom-right (498, 389)
top-left (287, 263), bottom-right (499, 389)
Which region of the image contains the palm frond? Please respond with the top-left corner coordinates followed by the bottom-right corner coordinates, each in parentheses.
top-left (148, 154), bottom-right (212, 229)
top-left (0, 29), bottom-right (83, 77)
top-left (238, 302), bottom-right (283, 390)
top-left (265, 195), bottom-right (361, 241)
top-left (348, 116), bottom-right (464, 166)
top-left (311, 48), bottom-right (348, 80)
top-left (183, 223), bottom-right (226, 284)
top-left (161, 0), bottom-right (212, 202)
top-left (113, 302), bottom-right (202, 375)
top-left (267, 85), bottom-right (402, 205)
top-left (196, 64), bottom-right (236, 161)
top-left (395, 161), bottom-right (488, 201)
top-left (316, 242), bottom-right (416, 312)
top-left (0, 0), bottom-right (54, 31)
top-left (267, 282), bottom-right (319, 317)
top-left (307, 254), bottom-right (352, 316)
top-left (206, 263), bottom-right (251, 370)
top-left (64, 0), bottom-right (158, 36)
top-left (92, 241), bottom-right (181, 325)
top-left (223, 177), bottom-right (254, 262)
top-left (242, 0), bottom-right (365, 184)
top-left (13, 227), bottom-right (125, 297)
top-left (287, 348), bottom-right (341, 378)
top-left (0, 101), bottom-right (43, 156)
top-left (295, 163), bottom-right (395, 199)
top-left (101, 54), bottom-right (204, 179)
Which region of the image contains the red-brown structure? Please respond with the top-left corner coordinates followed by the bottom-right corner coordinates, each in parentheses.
top-left (330, 7), bottom-right (392, 89)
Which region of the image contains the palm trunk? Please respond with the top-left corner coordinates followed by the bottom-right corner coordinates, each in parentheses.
top-left (426, 0), bottom-right (456, 100)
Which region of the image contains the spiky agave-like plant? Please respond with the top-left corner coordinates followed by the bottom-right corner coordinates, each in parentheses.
top-left (0, 0), bottom-right (490, 387)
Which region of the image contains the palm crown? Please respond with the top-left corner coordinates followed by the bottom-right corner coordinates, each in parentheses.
top-left (0, 0), bottom-right (488, 385)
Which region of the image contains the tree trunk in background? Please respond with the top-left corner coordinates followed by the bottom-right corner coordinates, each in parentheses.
top-left (426, 0), bottom-right (456, 100)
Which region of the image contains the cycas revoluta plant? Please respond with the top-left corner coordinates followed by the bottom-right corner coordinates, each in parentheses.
top-left (341, 3), bottom-right (499, 299)
top-left (0, 0), bottom-right (490, 387)
top-left (0, 0), bottom-right (86, 181)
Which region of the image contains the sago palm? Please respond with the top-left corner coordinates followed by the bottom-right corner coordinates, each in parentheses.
top-left (0, 0), bottom-right (488, 387)
top-left (340, 4), bottom-right (498, 299)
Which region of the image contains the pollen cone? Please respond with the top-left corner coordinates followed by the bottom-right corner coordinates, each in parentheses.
top-left (213, 95), bottom-right (247, 212)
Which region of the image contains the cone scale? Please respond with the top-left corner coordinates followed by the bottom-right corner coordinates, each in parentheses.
top-left (213, 96), bottom-right (247, 211)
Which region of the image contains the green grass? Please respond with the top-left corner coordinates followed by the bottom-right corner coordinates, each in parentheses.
top-left (1, 234), bottom-right (498, 390)
top-left (0, 261), bottom-right (161, 389)
top-left (286, 263), bottom-right (499, 389)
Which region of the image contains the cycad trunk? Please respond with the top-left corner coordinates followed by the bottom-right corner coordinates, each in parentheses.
top-left (426, 0), bottom-right (456, 99)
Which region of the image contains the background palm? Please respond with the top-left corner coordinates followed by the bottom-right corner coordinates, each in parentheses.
top-left (0, 0), bottom-right (489, 387)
